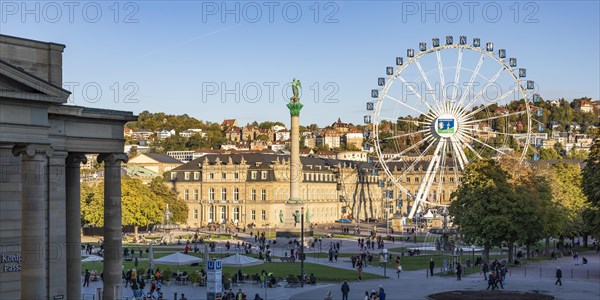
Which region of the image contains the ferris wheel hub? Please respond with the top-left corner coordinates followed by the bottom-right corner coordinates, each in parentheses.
top-left (434, 114), bottom-right (458, 138)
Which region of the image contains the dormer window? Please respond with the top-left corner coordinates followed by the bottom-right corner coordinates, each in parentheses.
top-left (261, 171), bottom-right (267, 179)
top-left (184, 172), bottom-right (190, 180)
top-left (193, 172), bottom-right (200, 180)
top-left (170, 172), bottom-right (177, 180)
top-left (251, 171), bottom-right (257, 179)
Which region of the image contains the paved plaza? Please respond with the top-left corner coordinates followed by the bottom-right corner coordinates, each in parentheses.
top-left (81, 232), bottom-right (599, 300)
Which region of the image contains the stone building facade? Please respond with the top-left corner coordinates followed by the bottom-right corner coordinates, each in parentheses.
top-left (167, 153), bottom-right (460, 230)
top-left (0, 35), bottom-right (135, 299)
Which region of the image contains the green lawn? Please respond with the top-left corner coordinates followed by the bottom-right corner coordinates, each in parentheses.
top-left (81, 261), bottom-right (383, 282)
top-left (313, 234), bottom-right (357, 239)
top-left (381, 253), bottom-right (507, 271)
top-left (304, 252), bottom-right (355, 258)
top-left (223, 262), bottom-right (384, 281)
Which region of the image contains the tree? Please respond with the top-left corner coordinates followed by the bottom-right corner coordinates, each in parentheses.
top-left (80, 181), bottom-right (104, 226)
top-left (122, 177), bottom-right (164, 240)
top-left (256, 134), bottom-right (270, 142)
top-left (548, 162), bottom-right (590, 246)
top-left (449, 159), bottom-right (521, 261)
top-left (149, 177), bottom-right (189, 224)
top-left (566, 149), bottom-right (589, 159)
top-left (498, 155), bottom-right (554, 259)
top-left (81, 176), bottom-right (165, 240)
top-left (539, 148), bottom-right (561, 160)
top-left (582, 140), bottom-right (600, 236)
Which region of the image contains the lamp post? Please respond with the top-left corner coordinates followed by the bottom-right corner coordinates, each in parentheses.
top-left (301, 206), bottom-right (305, 287)
top-left (441, 208), bottom-right (448, 274)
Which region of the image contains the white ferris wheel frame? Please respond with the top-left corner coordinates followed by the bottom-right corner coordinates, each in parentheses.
top-left (370, 42), bottom-right (533, 220)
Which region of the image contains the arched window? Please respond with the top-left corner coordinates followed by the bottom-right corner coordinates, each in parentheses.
top-left (233, 207), bottom-right (240, 222)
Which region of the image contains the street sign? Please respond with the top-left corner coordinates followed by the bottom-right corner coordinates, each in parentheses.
top-left (207, 259), bottom-right (223, 299)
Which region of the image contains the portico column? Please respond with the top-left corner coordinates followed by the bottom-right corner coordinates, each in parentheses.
top-left (66, 153), bottom-right (87, 300)
top-left (12, 144), bottom-right (53, 299)
top-left (97, 153), bottom-right (128, 300)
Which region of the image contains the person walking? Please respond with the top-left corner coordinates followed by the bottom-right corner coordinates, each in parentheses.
top-left (429, 258), bottom-right (435, 276)
top-left (341, 281), bottom-right (350, 300)
top-left (83, 269), bottom-right (90, 287)
top-left (357, 264), bottom-right (363, 281)
top-left (555, 267), bottom-right (562, 286)
top-left (482, 261), bottom-right (489, 280)
top-left (486, 273), bottom-right (495, 290)
top-left (456, 262), bottom-right (462, 280)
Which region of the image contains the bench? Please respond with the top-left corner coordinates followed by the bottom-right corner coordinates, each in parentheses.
top-left (280, 257), bottom-right (296, 262)
top-left (284, 275), bottom-right (300, 288)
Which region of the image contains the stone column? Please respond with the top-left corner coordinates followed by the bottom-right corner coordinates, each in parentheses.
top-left (12, 144), bottom-right (53, 299)
top-left (97, 153), bottom-right (128, 300)
top-left (287, 101), bottom-right (303, 203)
top-left (66, 153), bottom-right (87, 300)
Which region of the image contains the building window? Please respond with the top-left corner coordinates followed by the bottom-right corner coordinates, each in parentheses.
top-left (194, 209), bottom-right (198, 219)
top-left (251, 210), bottom-right (256, 220)
top-left (170, 172), bottom-right (177, 180)
top-left (251, 171), bottom-right (257, 179)
top-left (449, 177), bottom-right (454, 183)
top-left (194, 172), bottom-right (200, 180)
top-left (209, 206), bottom-right (214, 223)
top-left (194, 189), bottom-right (199, 200)
top-left (220, 207), bottom-right (226, 223)
top-left (261, 171), bottom-right (267, 179)
top-left (209, 173), bottom-right (215, 179)
top-left (261, 189), bottom-right (267, 201)
top-left (221, 188), bottom-right (227, 201)
top-left (261, 210), bottom-right (266, 221)
top-left (184, 172), bottom-right (190, 180)
top-left (209, 188), bottom-right (215, 201)
top-left (233, 207), bottom-right (240, 222)
top-left (222, 173), bottom-right (227, 180)
top-left (234, 173), bottom-right (239, 180)
top-left (251, 189), bottom-right (257, 201)
top-left (234, 188), bottom-right (239, 201)
top-left (415, 177), bottom-right (419, 183)
top-left (184, 189), bottom-right (189, 200)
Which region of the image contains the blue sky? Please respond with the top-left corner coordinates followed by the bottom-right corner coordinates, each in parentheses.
top-left (2, 1), bottom-right (599, 126)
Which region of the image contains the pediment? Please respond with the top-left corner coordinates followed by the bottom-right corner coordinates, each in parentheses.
top-left (0, 59), bottom-right (70, 103)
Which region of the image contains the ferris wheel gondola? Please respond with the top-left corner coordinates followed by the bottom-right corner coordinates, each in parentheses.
top-left (366, 36), bottom-right (535, 219)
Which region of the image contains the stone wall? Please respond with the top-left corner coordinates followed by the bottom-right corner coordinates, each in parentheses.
top-left (0, 35), bottom-right (65, 86)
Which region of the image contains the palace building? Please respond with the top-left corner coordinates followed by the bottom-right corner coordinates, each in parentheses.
top-left (166, 153), bottom-right (459, 230)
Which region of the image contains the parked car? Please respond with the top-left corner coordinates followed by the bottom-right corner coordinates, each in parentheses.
top-left (337, 219), bottom-right (352, 223)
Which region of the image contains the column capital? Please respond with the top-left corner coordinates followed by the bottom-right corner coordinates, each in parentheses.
top-left (97, 153), bottom-right (128, 165)
top-left (66, 153), bottom-right (88, 166)
top-left (12, 144), bottom-right (53, 158)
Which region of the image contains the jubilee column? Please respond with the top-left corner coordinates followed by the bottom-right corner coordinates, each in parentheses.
top-left (276, 79), bottom-right (313, 245)
top-left (288, 79), bottom-right (303, 204)
top-left (97, 153), bottom-right (128, 299)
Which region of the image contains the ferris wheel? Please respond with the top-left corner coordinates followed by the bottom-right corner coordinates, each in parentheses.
top-left (364, 36), bottom-right (539, 219)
